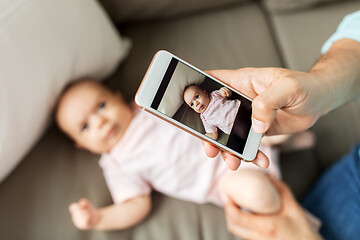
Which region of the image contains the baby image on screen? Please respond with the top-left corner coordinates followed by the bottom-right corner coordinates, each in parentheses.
top-left (183, 85), bottom-right (241, 142)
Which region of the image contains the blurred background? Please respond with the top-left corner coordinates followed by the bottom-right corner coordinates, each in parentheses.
top-left (1, 0), bottom-right (360, 239)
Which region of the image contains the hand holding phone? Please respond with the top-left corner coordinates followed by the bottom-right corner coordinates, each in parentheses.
top-left (135, 50), bottom-right (263, 162)
top-left (203, 69), bottom-right (271, 170)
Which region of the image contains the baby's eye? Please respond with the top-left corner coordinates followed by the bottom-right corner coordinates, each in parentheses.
top-left (195, 95), bottom-right (199, 99)
top-left (190, 103), bottom-right (194, 107)
top-left (81, 123), bottom-right (88, 132)
top-left (98, 102), bottom-right (106, 110)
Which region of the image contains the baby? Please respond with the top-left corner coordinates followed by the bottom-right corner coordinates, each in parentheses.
top-left (56, 80), bottom-right (292, 231)
top-left (183, 85), bottom-right (241, 141)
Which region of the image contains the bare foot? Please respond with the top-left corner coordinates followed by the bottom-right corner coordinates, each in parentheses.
top-left (279, 131), bottom-right (316, 153)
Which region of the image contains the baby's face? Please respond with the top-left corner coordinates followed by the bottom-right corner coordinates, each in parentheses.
top-left (184, 86), bottom-right (210, 113)
top-left (56, 81), bottom-right (133, 154)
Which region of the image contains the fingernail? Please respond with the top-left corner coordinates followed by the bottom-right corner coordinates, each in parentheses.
top-left (252, 118), bottom-right (266, 133)
top-left (225, 158), bottom-right (238, 172)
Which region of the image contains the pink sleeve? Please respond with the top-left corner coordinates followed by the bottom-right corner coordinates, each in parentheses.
top-left (101, 162), bottom-right (151, 204)
top-left (201, 115), bottom-right (217, 133)
top-left (210, 90), bottom-right (223, 99)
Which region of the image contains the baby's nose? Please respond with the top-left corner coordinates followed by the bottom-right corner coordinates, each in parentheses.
top-left (92, 114), bottom-right (107, 128)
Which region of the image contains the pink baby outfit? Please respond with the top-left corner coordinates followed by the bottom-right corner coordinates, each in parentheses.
top-left (200, 90), bottom-right (241, 134)
top-left (99, 106), bottom-right (280, 206)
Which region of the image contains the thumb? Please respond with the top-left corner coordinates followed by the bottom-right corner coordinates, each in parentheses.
top-left (69, 203), bottom-right (78, 213)
top-left (78, 198), bottom-right (90, 209)
top-left (267, 174), bottom-right (296, 205)
top-left (251, 81), bottom-right (290, 134)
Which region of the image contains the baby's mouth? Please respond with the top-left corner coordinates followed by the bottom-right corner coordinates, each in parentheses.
top-left (107, 125), bottom-right (118, 138)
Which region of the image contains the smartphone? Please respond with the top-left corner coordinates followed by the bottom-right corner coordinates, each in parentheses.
top-left (135, 50), bottom-right (262, 160)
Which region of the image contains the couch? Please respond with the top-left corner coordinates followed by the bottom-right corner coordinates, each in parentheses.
top-left (1, 0), bottom-right (360, 239)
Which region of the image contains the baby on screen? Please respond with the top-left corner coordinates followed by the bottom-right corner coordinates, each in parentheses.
top-left (55, 80), bottom-right (317, 231)
top-left (183, 85), bottom-right (241, 140)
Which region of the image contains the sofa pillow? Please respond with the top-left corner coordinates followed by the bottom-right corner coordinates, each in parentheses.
top-left (99, 0), bottom-right (249, 23)
top-left (0, 0), bottom-right (131, 183)
top-left (158, 62), bottom-right (205, 117)
top-left (263, 0), bottom-right (350, 13)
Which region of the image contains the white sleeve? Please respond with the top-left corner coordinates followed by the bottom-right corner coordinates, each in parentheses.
top-left (321, 11), bottom-right (360, 54)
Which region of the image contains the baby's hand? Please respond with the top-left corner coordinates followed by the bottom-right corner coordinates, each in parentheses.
top-left (69, 198), bottom-right (99, 230)
top-left (219, 87), bottom-right (232, 98)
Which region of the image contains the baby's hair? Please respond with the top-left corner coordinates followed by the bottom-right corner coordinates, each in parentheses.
top-left (183, 84), bottom-right (204, 99)
top-left (54, 79), bottom-right (96, 122)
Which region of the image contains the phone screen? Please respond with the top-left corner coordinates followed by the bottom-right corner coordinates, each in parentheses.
top-left (151, 57), bottom-right (252, 154)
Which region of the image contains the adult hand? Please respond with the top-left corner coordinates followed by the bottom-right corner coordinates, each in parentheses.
top-left (208, 68), bottom-right (322, 135)
top-left (224, 176), bottom-right (323, 240)
top-left (204, 68), bottom-right (323, 170)
top-left (204, 39), bottom-right (360, 170)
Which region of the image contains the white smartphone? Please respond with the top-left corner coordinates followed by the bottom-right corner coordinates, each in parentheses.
top-left (135, 50), bottom-right (262, 160)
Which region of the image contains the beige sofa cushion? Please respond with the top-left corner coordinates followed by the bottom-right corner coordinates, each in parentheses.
top-left (0, 0), bottom-right (131, 183)
top-left (99, 0), bottom-right (249, 23)
top-left (263, 0), bottom-right (352, 13)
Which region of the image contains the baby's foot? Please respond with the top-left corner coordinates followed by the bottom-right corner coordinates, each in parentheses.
top-left (279, 130), bottom-right (316, 153)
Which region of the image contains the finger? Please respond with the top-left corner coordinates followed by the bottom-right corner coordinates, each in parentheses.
top-left (86, 215), bottom-right (93, 226)
top-left (69, 203), bottom-right (78, 213)
top-left (225, 198), bottom-right (242, 220)
top-left (78, 198), bottom-right (89, 209)
top-left (267, 175), bottom-right (295, 204)
top-left (221, 151), bottom-right (241, 170)
top-left (267, 175), bottom-right (290, 196)
top-left (251, 80), bottom-right (295, 134)
top-left (203, 141), bottom-right (241, 170)
top-left (266, 175), bottom-right (303, 215)
top-left (249, 150), bottom-right (269, 169)
top-left (224, 200), bottom-right (265, 239)
top-left (77, 215), bottom-right (92, 230)
top-left (202, 141), bottom-right (220, 158)
top-left (204, 142), bottom-right (268, 171)
top-left (225, 200), bottom-right (253, 239)
top-left (226, 218), bottom-right (255, 240)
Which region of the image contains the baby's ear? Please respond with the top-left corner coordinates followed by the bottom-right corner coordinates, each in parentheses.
top-left (114, 91), bottom-right (124, 100)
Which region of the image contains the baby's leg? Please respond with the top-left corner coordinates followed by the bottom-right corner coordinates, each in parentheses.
top-left (219, 169), bottom-right (281, 214)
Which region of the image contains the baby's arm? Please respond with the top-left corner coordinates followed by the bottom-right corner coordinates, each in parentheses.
top-left (219, 87), bottom-right (232, 98)
top-left (205, 131), bottom-right (218, 141)
top-left (69, 194), bottom-right (151, 231)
